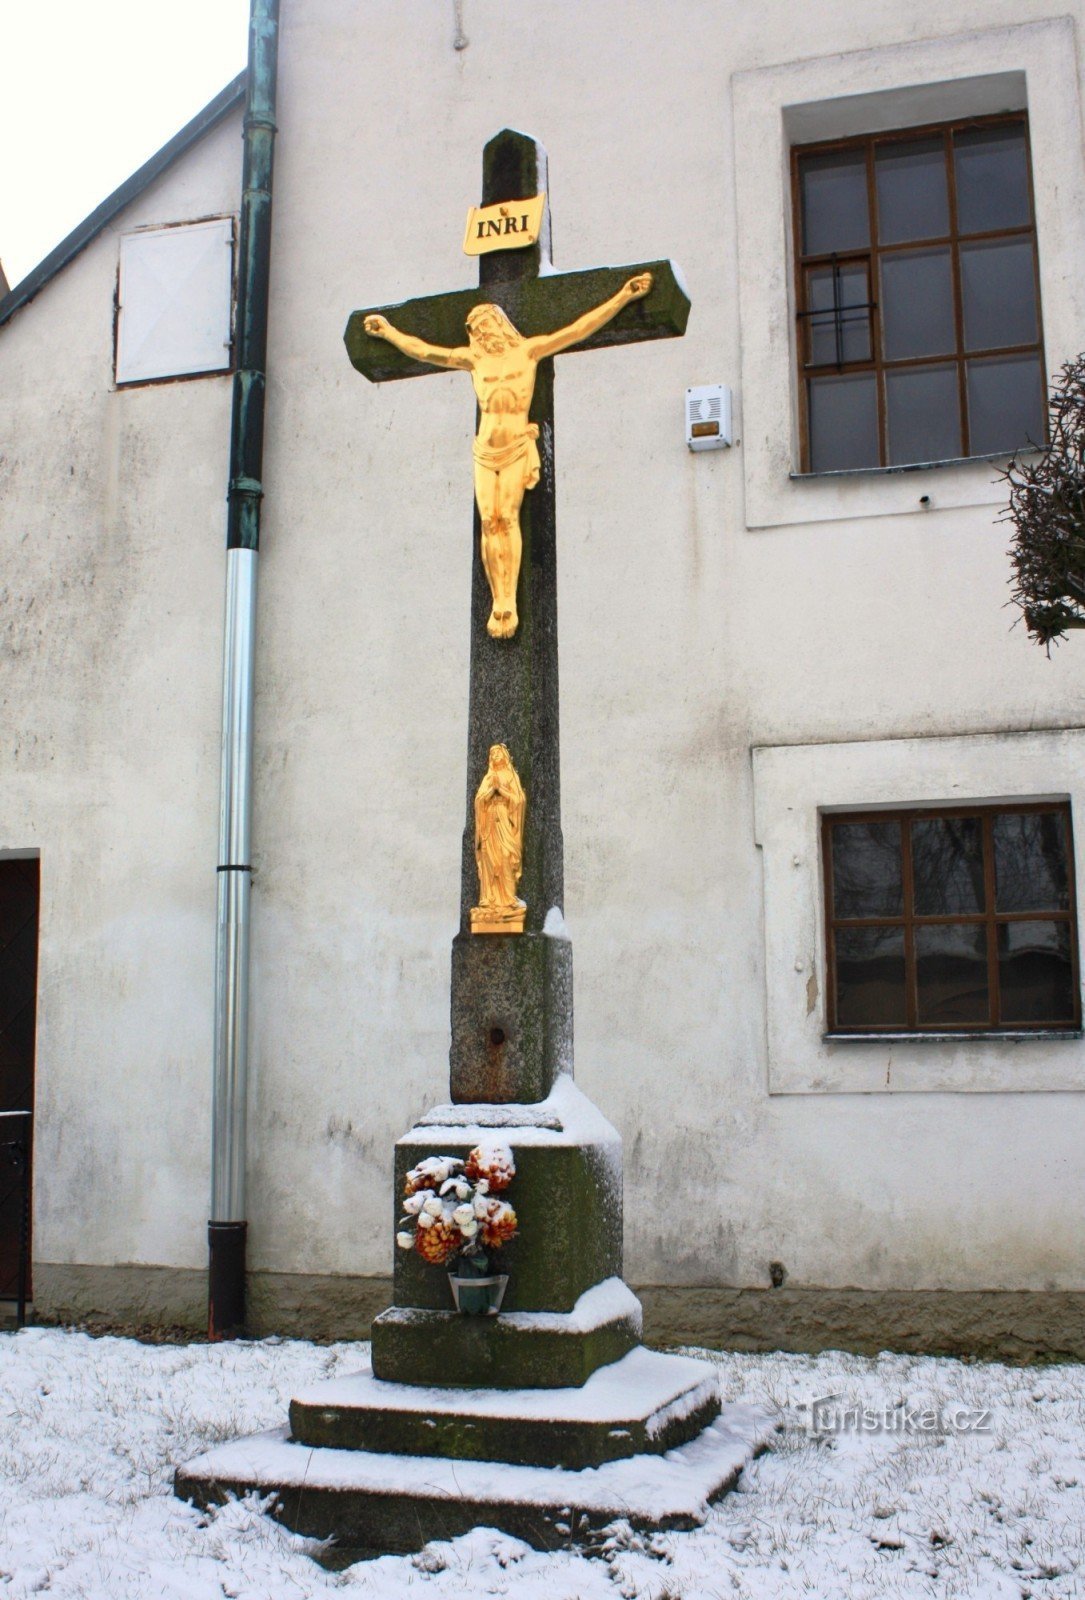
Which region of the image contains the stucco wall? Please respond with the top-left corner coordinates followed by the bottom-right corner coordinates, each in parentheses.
top-left (0, 113), bottom-right (242, 1271)
top-left (3, 0), bottom-right (1084, 1320)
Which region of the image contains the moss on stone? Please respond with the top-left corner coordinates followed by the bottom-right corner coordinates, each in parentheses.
top-left (391, 1135), bottom-right (620, 1314)
top-left (370, 1301), bottom-right (639, 1389)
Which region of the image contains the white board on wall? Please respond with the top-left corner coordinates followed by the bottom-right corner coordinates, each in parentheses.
top-left (115, 218), bottom-right (234, 385)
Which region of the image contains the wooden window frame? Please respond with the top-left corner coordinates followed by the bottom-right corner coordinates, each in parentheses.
top-left (822, 802), bottom-right (1080, 1034)
top-left (792, 113), bottom-right (1046, 472)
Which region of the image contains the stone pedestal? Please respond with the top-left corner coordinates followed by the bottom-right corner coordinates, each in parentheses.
top-left (176, 1075), bottom-right (771, 1556)
top-left (372, 1079), bottom-right (631, 1386)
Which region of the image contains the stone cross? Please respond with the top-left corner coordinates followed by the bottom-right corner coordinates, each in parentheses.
top-left (346, 128), bottom-right (689, 1105)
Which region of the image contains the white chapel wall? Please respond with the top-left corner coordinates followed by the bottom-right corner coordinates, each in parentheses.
top-left (244, 0), bottom-right (1085, 1296)
top-left (0, 113), bottom-right (242, 1275)
top-left (3, 0), bottom-right (1084, 1313)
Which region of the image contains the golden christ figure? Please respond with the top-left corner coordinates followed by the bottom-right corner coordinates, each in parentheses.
top-left (364, 273), bottom-right (653, 639)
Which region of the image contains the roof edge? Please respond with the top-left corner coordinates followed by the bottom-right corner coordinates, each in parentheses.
top-left (0, 71), bottom-right (246, 331)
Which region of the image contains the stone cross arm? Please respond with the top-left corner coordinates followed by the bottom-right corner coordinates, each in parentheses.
top-left (344, 259), bottom-right (690, 383)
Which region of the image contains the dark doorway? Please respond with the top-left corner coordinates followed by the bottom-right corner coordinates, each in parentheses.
top-left (0, 857), bottom-right (38, 1309)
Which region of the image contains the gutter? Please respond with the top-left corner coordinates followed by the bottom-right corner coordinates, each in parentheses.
top-left (209, 0), bottom-right (280, 1340)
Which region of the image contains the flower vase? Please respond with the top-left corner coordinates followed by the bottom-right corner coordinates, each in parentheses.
top-left (447, 1253), bottom-right (509, 1316)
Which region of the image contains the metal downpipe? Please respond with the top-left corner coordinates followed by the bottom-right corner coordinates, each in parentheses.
top-left (209, 0), bottom-right (279, 1340)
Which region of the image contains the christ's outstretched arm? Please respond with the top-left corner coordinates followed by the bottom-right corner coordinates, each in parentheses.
top-left (527, 273), bottom-right (653, 362)
top-left (363, 314), bottom-right (473, 371)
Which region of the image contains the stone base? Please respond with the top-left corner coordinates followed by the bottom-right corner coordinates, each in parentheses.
top-left (176, 1389), bottom-right (771, 1560)
top-left (290, 1346), bottom-right (717, 1469)
top-left (372, 1277), bottom-right (641, 1389)
top-left (384, 1081), bottom-right (629, 1391)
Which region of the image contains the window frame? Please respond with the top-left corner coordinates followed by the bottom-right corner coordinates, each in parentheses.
top-left (822, 801), bottom-right (1080, 1036)
top-left (791, 113), bottom-right (1047, 473)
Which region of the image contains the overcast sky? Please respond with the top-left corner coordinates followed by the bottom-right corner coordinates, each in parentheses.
top-left (0, 0), bottom-right (249, 286)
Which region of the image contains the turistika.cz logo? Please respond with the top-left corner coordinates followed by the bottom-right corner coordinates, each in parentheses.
top-left (807, 1393), bottom-right (993, 1436)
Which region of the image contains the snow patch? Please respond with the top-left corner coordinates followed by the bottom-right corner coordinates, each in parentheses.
top-left (419, 1102), bottom-right (562, 1130)
top-left (493, 1276), bottom-right (642, 1336)
top-left (404, 1074), bottom-right (620, 1149)
top-left (376, 1277), bottom-right (642, 1339)
top-left (542, 905), bottom-right (569, 939)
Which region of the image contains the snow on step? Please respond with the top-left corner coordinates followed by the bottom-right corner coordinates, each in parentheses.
top-left (292, 1345), bottom-right (715, 1426)
top-left (179, 1406), bottom-right (772, 1522)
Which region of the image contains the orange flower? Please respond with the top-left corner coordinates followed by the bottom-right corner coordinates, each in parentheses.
top-left (465, 1143), bottom-right (516, 1193)
top-left (414, 1217), bottom-right (460, 1265)
top-left (479, 1199), bottom-right (517, 1251)
top-left (405, 1155), bottom-right (463, 1197)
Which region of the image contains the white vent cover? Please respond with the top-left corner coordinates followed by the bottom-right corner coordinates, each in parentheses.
top-left (116, 218), bottom-right (234, 385)
top-left (685, 384), bottom-right (732, 452)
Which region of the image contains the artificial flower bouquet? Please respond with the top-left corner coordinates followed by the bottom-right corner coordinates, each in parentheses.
top-left (396, 1141), bottom-right (518, 1277)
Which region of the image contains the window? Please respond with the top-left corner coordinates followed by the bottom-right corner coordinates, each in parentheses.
top-left (823, 804), bottom-right (1079, 1033)
top-left (793, 117), bottom-right (1046, 472)
top-left (115, 218), bottom-right (234, 386)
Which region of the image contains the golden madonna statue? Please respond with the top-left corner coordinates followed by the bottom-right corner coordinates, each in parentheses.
top-left (364, 273), bottom-right (653, 640)
top-left (470, 744), bottom-right (527, 933)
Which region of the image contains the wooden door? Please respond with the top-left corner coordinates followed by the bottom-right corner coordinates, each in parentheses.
top-left (0, 859), bottom-right (38, 1303)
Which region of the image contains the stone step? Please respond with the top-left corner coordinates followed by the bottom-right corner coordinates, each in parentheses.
top-left (371, 1276), bottom-right (640, 1388)
top-left (290, 1346), bottom-right (720, 1469)
top-left (175, 1389), bottom-right (774, 1560)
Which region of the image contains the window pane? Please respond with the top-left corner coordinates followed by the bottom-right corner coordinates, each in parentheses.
top-left (800, 149), bottom-right (870, 255)
top-left (998, 922), bottom-right (1075, 1023)
top-left (960, 239), bottom-right (1038, 352)
top-left (885, 365), bottom-right (961, 465)
top-left (831, 821), bottom-right (903, 917)
top-left (994, 812), bottom-right (1071, 912)
top-left (875, 137), bottom-right (949, 244)
top-left (806, 264), bottom-right (871, 365)
top-left (954, 126), bottom-right (1031, 235)
top-left (911, 816), bottom-right (985, 914)
top-left (835, 926), bottom-right (907, 1027)
top-left (966, 353), bottom-right (1045, 455)
top-left (808, 373), bottom-right (879, 470)
top-left (916, 924), bottom-right (989, 1025)
top-left (880, 249), bottom-right (955, 360)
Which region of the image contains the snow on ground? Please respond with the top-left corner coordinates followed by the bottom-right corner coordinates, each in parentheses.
top-left (1, 1327), bottom-right (1083, 1599)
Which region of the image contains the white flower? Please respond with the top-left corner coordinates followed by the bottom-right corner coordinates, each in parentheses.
top-left (417, 1211), bottom-right (434, 1229)
top-left (406, 1155), bottom-right (464, 1191)
top-left (403, 1194), bottom-right (425, 1215)
top-left (396, 1231), bottom-right (414, 1249)
top-left (452, 1204), bottom-right (474, 1227)
top-left (476, 1179), bottom-right (490, 1195)
top-left (458, 1218), bottom-right (479, 1239)
top-left (422, 1196), bottom-right (443, 1218)
top-left (473, 1194), bottom-right (489, 1218)
top-left (454, 1181), bottom-right (471, 1200)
